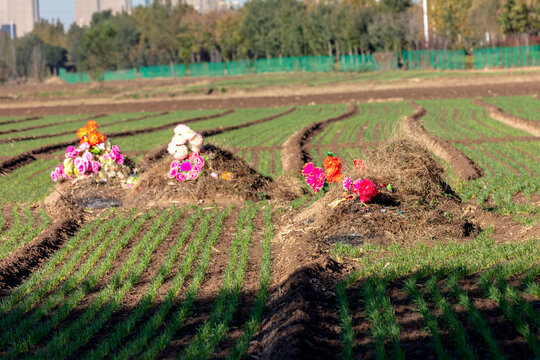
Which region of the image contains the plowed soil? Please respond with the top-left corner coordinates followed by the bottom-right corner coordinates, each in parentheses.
top-left (0, 80), bottom-right (539, 116)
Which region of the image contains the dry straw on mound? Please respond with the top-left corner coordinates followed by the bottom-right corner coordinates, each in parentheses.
top-left (293, 135), bottom-right (478, 247)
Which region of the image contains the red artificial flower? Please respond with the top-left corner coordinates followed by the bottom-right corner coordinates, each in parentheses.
top-left (352, 179), bottom-right (379, 203)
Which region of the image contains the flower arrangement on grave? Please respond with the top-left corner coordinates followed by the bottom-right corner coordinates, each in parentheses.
top-left (167, 124), bottom-right (205, 182)
top-left (50, 120), bottom-right (138, 188)
top-left (302, 152), bottom-right (392, 206)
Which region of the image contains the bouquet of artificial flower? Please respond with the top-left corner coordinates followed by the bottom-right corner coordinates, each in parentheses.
top-left (51, 120), bottom-right (138, 188)
top-left (302, 152), bottom-right (380, 204)
top-left (167, 124), bottom-right (205, 182)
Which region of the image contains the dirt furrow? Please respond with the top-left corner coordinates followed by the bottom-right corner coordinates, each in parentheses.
top-left (281, 104), bottom-right (359, 173)
top-left (402, 102), bottom-right (484, 180)
top-left (0, 112), bottom-right (172, 144)
top-left (0, 114), bottom-right (105, 137)
top-left (0, 207), bottom-right (83, 294)
top-left (452, 136), bottom-right (540, 145)
top-left (0, 116), bottom-right (41, 127)
top-left (473, 99), bottom-right (540, 137)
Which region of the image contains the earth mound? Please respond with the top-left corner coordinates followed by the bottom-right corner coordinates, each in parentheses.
top-left (48, 144), bottom-right (301, 209)
top-left (294, 136), bottom-right (480, 249)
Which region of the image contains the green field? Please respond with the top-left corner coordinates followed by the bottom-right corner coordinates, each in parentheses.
top-left (0, 93), bottom-right (538, 358)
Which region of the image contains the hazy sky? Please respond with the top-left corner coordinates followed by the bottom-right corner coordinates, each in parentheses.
top-left (39, 0), bottom-right (147, 28)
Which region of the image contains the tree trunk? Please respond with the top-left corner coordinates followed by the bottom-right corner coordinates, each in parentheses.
top-left (170, 58), bottom-right (176, 82)
top-left (327, 40), bottom-right (332, 57)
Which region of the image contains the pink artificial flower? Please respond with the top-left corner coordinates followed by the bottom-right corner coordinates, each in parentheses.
top-left (91, 161), bottom-right (101, 173)
top-left (176, 172), bottom-right (187, 182)
top-left (192, 155), bottom-right (204, 169)
top-left (51, 170), bottom-right (57, 182)
top-left (186, 169), bottom-right (199, 180)
top-left (82, 151), bottom-right (93, 162)
top-left (352, 179), bottom-right (379, 203)
top-left (305, 167), bottom-right (326, 193)
top-left (343, 177), bottom-right (351, 191)
top-left (116, 153), bottom-right (124, 165)
top-left (54, 165), bottom-right (63, 179)
top-left (302, 163), bottom-right (314, 176)
top-left (65, 146), bottom-right (79, 158)
top-left (170, 160), bottom-right (179, 169)
top-left (168, 167), bottom-right (178, 179)
top-left (74, 157), bottom-right (90, 174)
top-left (79, 142), bottom-right (90, 151)
top-left (180, 161), bottom-right (193, 172)
top-left (111, 145), bottom-right (120, 153)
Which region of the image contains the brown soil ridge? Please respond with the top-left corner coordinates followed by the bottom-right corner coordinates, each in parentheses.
top-left (0, 116), bottom-right (41, 127)
top-left (452, 136), bottom-right (540, 145)
top-left (0, 109), bottom-right (234, 176)
top-left (281, 104), bottom-right (359, 173)
top-left (0, 113), bottom-right (105, 137)
top-left (0, 207), bottom-right (83, 294)
top-left (473, 98), bottom-right (540, 137)
top-left (139, 107), bottom-right (295, 170)
top-left (402, 102), bottom-right (484, 180)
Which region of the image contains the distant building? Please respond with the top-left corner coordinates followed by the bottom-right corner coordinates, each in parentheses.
top-left (75, 0), bottom-right (132, 27)
top-left (0, 0), bottom-right (39, 38)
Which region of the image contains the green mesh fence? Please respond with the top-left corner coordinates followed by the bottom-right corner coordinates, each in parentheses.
top-left (402, 50), bottom-right (465, 70)
top-left (103, 68), bottom-right (138, 81)
top-left (59, 68), bottom-right (89, 83)
top-left (139, 64), bottom-right (187, 78)
top-left (473, 46), bottom-right (540, 69)
top-left (255, 57), bottom-right (296, 73)
top-left (189, 62), bottom-right (225, 77)
top-left (297, 56), bottom-right (334, 72)
top-left (339, 54), bottom-right (378, 72)
top-left (226, 60), bottom-right (255, 76)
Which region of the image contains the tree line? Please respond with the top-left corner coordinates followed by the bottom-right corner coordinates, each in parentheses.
top-left (0, 0), bottom-right (538, 83)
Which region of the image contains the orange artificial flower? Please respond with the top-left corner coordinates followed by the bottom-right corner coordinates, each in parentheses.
top-left (77, 127), bottom-right (89, 139)
top-left (323, 155), bottom-right (342, 183)
top-left (96, 132), bottom-right (106, 143)
top-left (86, 120), bottom-right (98, 132)
top-left (80, 137), bottom-right (88, 145)
top-left (87, 132), bottom-right (100, 146)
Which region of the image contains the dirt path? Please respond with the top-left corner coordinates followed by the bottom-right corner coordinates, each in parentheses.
top-left (281, 104), bottom-right (359, 173)
top-left (0, 80), bottom-right (538, 116)
top-left (473, 99), bottom-right (540, 137)
top-left (402, 102), bottom-right (484, 180)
